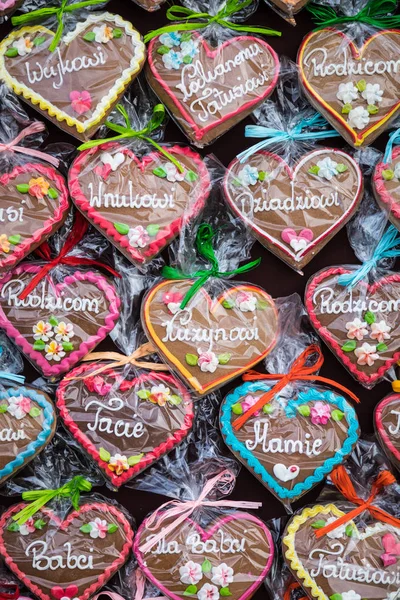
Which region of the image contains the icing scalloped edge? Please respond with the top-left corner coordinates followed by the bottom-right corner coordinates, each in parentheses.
top-left (375, 393), bottom-right (400, 464)
top-left (220, 381), bottom-right (359, 500)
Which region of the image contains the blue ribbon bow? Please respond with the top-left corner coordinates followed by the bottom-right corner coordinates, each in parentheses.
top-left (383, 128), bottom-right (400, 164)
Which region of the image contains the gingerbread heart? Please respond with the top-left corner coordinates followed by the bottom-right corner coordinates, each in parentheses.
top-left (0, 501), bottom-right (133, 600)
top-left (224, 149), bottom-right (362, 270)
top-left (375, 393), bottom-right (400, 471)
top-left (0, 162), bottom-right (69, 273)
top-left (146, 32), bottom-right (279, 147)
top-left (56, 364), bottom-right (195, 487)
top-left (220, 381), bottom-right (359, 503)
top-left (283, 503), bottom-right (400, 600)
top-left (298, 29), bottom-right (400, 147)
top-left (142, 280), bottom-right (279, 396)
top-left (0, 14), bottom-right (145, 140)
top-left (305, 268), bottom-right (400, 387)
top-left (134, 512), bottom-right (274, 600)
top-left (0, 265), bottom-right (120, 378)
top-left (69, 144), bottom-right (211, 266)
top-left (0, 385), bottom-right (56, 485)
top-left (373, 147), bottom-right (400, 232)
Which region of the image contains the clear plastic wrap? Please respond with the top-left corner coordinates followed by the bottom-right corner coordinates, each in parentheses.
top-left (130, 0), bottom-right (166, 12)
top-left (372, 123), bottom-right (400, 232)
top-left (262, 0), bottom-right (310, 27)
top-left (374, 391), bottom-right (400, 474)
top-left (0, 1), bottom-right (146, 140)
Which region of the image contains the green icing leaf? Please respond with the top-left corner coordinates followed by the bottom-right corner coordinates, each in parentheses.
top-left (146, 224), bottom-right (160, 236)
top-left (232, 177), bottom-right (242, 187)
top-left (183, 55), bottom-right (193, 64)
top-left (99, 448), bottom-right (111, 462)
top-left (218, 353), bottom-right (231, 365)
top-left (7, 522), bottom-right (19, 532)
top-left (29, 406), bottom-right (41, 418)
top-left (48, 188), bottom-right (59, 199)
top-left (169, 394), bottom-right (182, 405)
top-left (34, 519), bottom-right (46, 529)
top-left (33, 36), bottom-right (46, 46)
top-left (62, 342), bottom-right (73, 352)
top-left (297, 405), bottom-right (310, 417)
top-left (185, 170), bottom-right (198, 182)
top-left (108, 523), bottom-right (118, 533)
top-left (263, 404), bottom-right (275, 414)
top-left (83, 32), bottom-right (96, 42)
top-left (113, 28), bottom-right (123, 38)
top-left (201, 559), bottom-right (212, 573)
top-left (329, 595), bottom-right (342, 600)
top-left (157, 45), bottom-right (170, 55)
top-left (181, 33), bottom-right (192, 42)
top-left (356, 79), bottom-right (367, 92)
top-left (341, 103), bottom-right (352, 114)
top-left (308, 165), bottom-right (320, 175)
top-left (185, 353), bottom-right (198, 366)
top-left (153, 167), bottom-right (167, 178)
top-left (377, 342), bottom-right (388, 352)
top-left (311, 520), bottom-right (326, 529)
top-left (231, 403), bottom-right (243, 415)
top-left (256, 299), bottom-right (269, 310)
top-left (220, 589), bottom-right (232, 597)
top-left (222, 299), bottom-right (234, 309)
top-left (114, 222), bottom-right (130, 235)
top-left (137, 389), bottom-right (151, 399)
top-left (8, 235), bottom-right (21, 245)
top-left (5, 48), bottom-right (18, 58)
top-left (49, 315), bottom-right (58, 326)
top-left (80, 523), bottom-right (92, 533)
top-left (16, 183), bottom-right (29, 193)
top-left (332, 409), bottom-right (344, 421)
top-left (382, 169), bottom-right (395, 181)
top-left (258, 171), bottom-right (268, 181)
top-left (341, 340), bottom-right (356, 352)
top-left (33, 340), bottom-right (45, 351)
top-left (0, 404), bottom-right (8, 413)
top-left (128, 453), bottom-right (144, 466)
top-left (364, 311), bottom-right (376, 324)
top-left (183, 586), bottom-right (197, 596)
top-left (345, 524), bottom-right (354, 537)
top-left (367, 105), bottom-right (379, 115)
top-left (336, 164), bottom-right (348, 173)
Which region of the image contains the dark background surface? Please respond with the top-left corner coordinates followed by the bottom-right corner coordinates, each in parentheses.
top-left (0, 1), bottom-right (398, 597)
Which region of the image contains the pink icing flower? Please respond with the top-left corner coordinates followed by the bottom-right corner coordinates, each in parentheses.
top-left (128, 225), bottom-right (150, 248)
top-left (310, 401), bottom-right (331, 425)
top-left (354, 343), bottom-right (379, 366)
top-left (85, 376), bottom-right (112, 396)
top-left (235, 291), bottom-right (257, 312)
top-left (241, 394), bottom-right (261, 416)
top-left (197, 350), bottom-right (219, 373)
top-left (19, 517), bottom-right (36, 536)
top-left (370, 320), bottom-right (391, 343)
top-left (70, 91), bottom-right (92, 115)
top-left (162, 291), bottom-right (183, 304)
top-left (89, 517), bottom-right (108, 539)
top-left (345, 318), bottom-right (368, 341)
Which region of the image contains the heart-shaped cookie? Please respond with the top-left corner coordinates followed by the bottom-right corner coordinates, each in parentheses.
top-left (224, 149), bottom-right (363, 271)
top-left (69, 144), bottom-right (211, 266)
top-left (0, 501), bottom-right (133, 600)
top-left (134, 512), bottom-right (274, 600)
top-left (375, 393), bottom-right (400, 471)
top-left (0, 13), bottom-right (145, 140)
top-left (56, 364), bottom-right (195, 487)
top-left (298, 29), bottom-right (400, 147)
top-left (373, 147), bottom-right (400, 232)
top-left (0, 162), bottom-right (69, 273)
top-left (283, 503), bottom-right (400, 600)
top-left (305, 268), bottom-right (400, 387)
top-left (0, 385), bottom-right (56, 485)
top-left (0, 265), bottom-right (120, 378)
top-left (146, 32), bottom-right (279, 147)
top-left (142, 280), bottom-right (279, 396)
top-left (220, 381), bottom-right (359, 503)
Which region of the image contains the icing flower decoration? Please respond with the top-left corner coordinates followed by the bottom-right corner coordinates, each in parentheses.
top-left (12, 36), bottom-right (33, 56)
top-left (70, 90), bottom-right (92, 115)
top-left (316, 157), bottom-right (338, 181)
top-left (361, 83), bottom-right (383, 106)
top-left (310, 401), bottom-right (331, 425)
top-left (164, 162), bottom-right (185, 183)
top-left (180, 39), bottom-right (199, 59)
top-left (44, 340), bottom-right (66, 362)
top-left (85, 375), bottom-right (112, 396)
top-left (354, 342), bottom-right (379, 366)
top-left (238, 165), bottom-right (259, 186)
top-left (19, 517), bottom-right (36, 536)
top-left (341, 592), bottom-right (361, 600)
top-left (150, 384), bottom-right (171, 406)
top-left (336, 82), bottom-right (358, 105)
top-left (7, 395), bottom-right (31, 420)
top-left (89, 518), bottom-right (108, 539)
top-left (197, 584), bottom-right (220, 600)
top-left (28, 177), bottom-right (50, 199)
top-left (348, 106), bottom-right (370, 130)
top-left (211, 563), bottom-right (234, 587)
top-left (345, 318), bottom-right (368, 341)
top-left (33, 321), bottom-right (54, 342)
top-left (197, 350), bottom-right (219, 373)
top-left (159, 32), bottom-right (182, 48)
top-left (54, 322), bottom-right (74, 342)
top-left (108, 454), bottom-right (129, 475)
top-left (93, 24), bottom-right (114, 43)
top-left (128, 225), bottom-right (150, 248)
top-left (241, 395), bottom-right (261, 417)
top-left (179, 561), bottom-right (203, 585)
top-left (162, 291), bottom-right (184, 314)
top-left (236, 291), bottom-right (257, 312)
top-left (162, 50), bottom-right (183, 70)
top-left (370, 320), bottom-right (391, 343)
top-left (324, 517), bottom-right (347, 539)
top-left (101, 151), bottom-right (125, 172)
top-left (0, 234), bottom-right (10, 254)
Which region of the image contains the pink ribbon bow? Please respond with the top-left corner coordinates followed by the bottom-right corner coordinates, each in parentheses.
top-left (0, 122), bottom-right (59, 167)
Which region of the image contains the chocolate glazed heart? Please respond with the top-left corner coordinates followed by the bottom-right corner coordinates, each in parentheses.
top-left (305, 268), bottom-right (400, 386)
top-left (69, 143), bottom-right (211, 266)
top-left (56, 364), bottom-right (195, 487)
top-left (224, 149), bottom-right (362, 270)
top-left (0, 502), bottom-right (133, 600)
top-left (375, 394), bottom-right (400, 471)
top-left (134, 512), bottom-right (274, 600)
top-left (220, 381), bottom-right (359, 503)
top-left (283, 503), bottom-right (400, 600)
top-left (0, 163), bottom-right (69, 273)
top-left (373, 146), bottom-right (400, 232)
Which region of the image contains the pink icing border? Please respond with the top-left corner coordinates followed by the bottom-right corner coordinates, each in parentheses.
top-left (375, 393), bottom-right (400, 463)
top-left (373, 146), bottom-right (400, 220)
top-left (134, 512), bottom-right (274, 600)
top-left (68, 144), bottom-right (211, 265)
top-left (56, 366), bottom-right (195, 486)
top-left (0, 163), bottom-right (69, 272)
top-left (0, 265), bottom-right (120, 378)
top-left (0, 501), bottom-right (134, 600)
top-left (147, 33), bottom-right (280, 142)
top-left (223, 149), bottom-right (363, 263)
top-left (305, 267), bottom-right (400, 386)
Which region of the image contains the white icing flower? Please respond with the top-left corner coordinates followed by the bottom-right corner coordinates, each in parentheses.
top-left (93, 24), bottom-right (114, 43)
top-left (101, 151), bottom-right (125, 171)
top-left (167, 302), bottom-right (182, 314)
top-left (159, 32), bottom-right (182, 48)
top-left (336, 82), bottom-right (358, 104)
top-left (197, 350), bottom-right (219, 373)
top-left (180, 39), bottom-right (199, 59)
top-left (324, 516), bottom-right (347, 539)
top-left (128, 225), bottom-right (150, 248)
top-left (316, 157), bottom-right (338, 181)
top-left (19, 518), bottom-right (36, 536)
top-left (348, 106), bottom-right (370, 130)
top-left (44, 340), bottom-right (66, 362)
top-left (394, 163), bottom-right (400, 180)
top-left (238, 165), bottom-right (259, 186)
top-left (179, 561), bottom-right (203, 585)
top-left (7, 395), bottom-right (31, 420)
top-left (164, 162), bottom-right (185, 183)
top-left (345, 318), bottom-right (368, 341)
top-left (211, 563), bottom-right (234, 587)
top-left (197, 584), bottom-right (220, 600)
top-left (354, 342), bottom-right (379, 366)
top-left (361, 83), bottom-right (383, 105)
top-left (89, 517), bottom-right (108, 539)
top-left (341, 592), bottom-right (361, 600)
top-left (235, 291), bottom-right (257, 312)
top-left (162, 50), bottom-right (183, 70)
top-left (108, 453), bottom-right (129, 475)
top-left (54, 322), bottom-right (74, 342)
top-left (33, 320), bottom-right (54, 342)
top-left (150, 384), bottom-right (171, 406)
top-left (370, 320), bottom-right (391, 343)
top-left (12, 36), bottom-right (33, 56)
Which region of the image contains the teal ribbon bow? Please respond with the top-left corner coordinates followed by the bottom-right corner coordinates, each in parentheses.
top-left (12, 0), bottom-right (106, 52)
top-left (307, 0), bottom-right (400, 29)
top-left (162, 223), bottom-right (261, 309)
top-left (383, 128), bottom-right (400, 164)
top-left (78, 104), bottom-right (184, 172)
top-left (144, 0), bottom-right (281, 43)
top-left (338, 225), bottom-right (400, 288)
top-left (237, 113), bottom-right (340, 162)
top-left (13, 476), bottom-right (93, 525)
top-left (0, 371), bottom-right (25, 385)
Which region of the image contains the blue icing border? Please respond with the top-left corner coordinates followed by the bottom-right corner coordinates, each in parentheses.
top-left (0, 386), bottom-right (55, 480)
top-left (220, 381), bottom-right (359, 500)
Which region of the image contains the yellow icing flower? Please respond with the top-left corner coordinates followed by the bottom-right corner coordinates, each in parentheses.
top-left (108, 454), bottom-right (129, 475)
top-left (0, 234), bottom-right (10, 254)
top-left (28, 177), bottom-right (50, 199)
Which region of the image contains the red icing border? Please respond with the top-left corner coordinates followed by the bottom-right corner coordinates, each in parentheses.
top-left (0, 501), bottom-right (134, 600)
top-left (373, 146), bottom-right (400, 220)
top-left (0, 163), bottom-right (69, 272)
top-left (56, 366), bottom-right (195, 487)
top-left (375, 393), bottom-right (400, 463)
top-left (68, 144), bottom-right (211, 265)
top-left (305, 267), bottom-right (400, 386)
top-left (0, 265), bottom-right (120, 378)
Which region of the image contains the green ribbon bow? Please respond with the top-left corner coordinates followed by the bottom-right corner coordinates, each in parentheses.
top-left (12, 476), bottom-right (92, 525)
top-left (162, 223), bottom-right (261, 309)
top-left (307, 0), bottom-right (400, 29)
top-left (144, 0), bottom-right (281, 43)
top-left (12, 0), bottom-right (106, 52)
top-left (78, 104), bottom-right (184, 173)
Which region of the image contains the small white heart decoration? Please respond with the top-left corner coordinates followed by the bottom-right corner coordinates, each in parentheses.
top-left (101, 152), bottom-right (125, 171)
top-left (290, 238), bottom-right (309, 252)
top-left (273, 464), bottom-right (300, 482)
